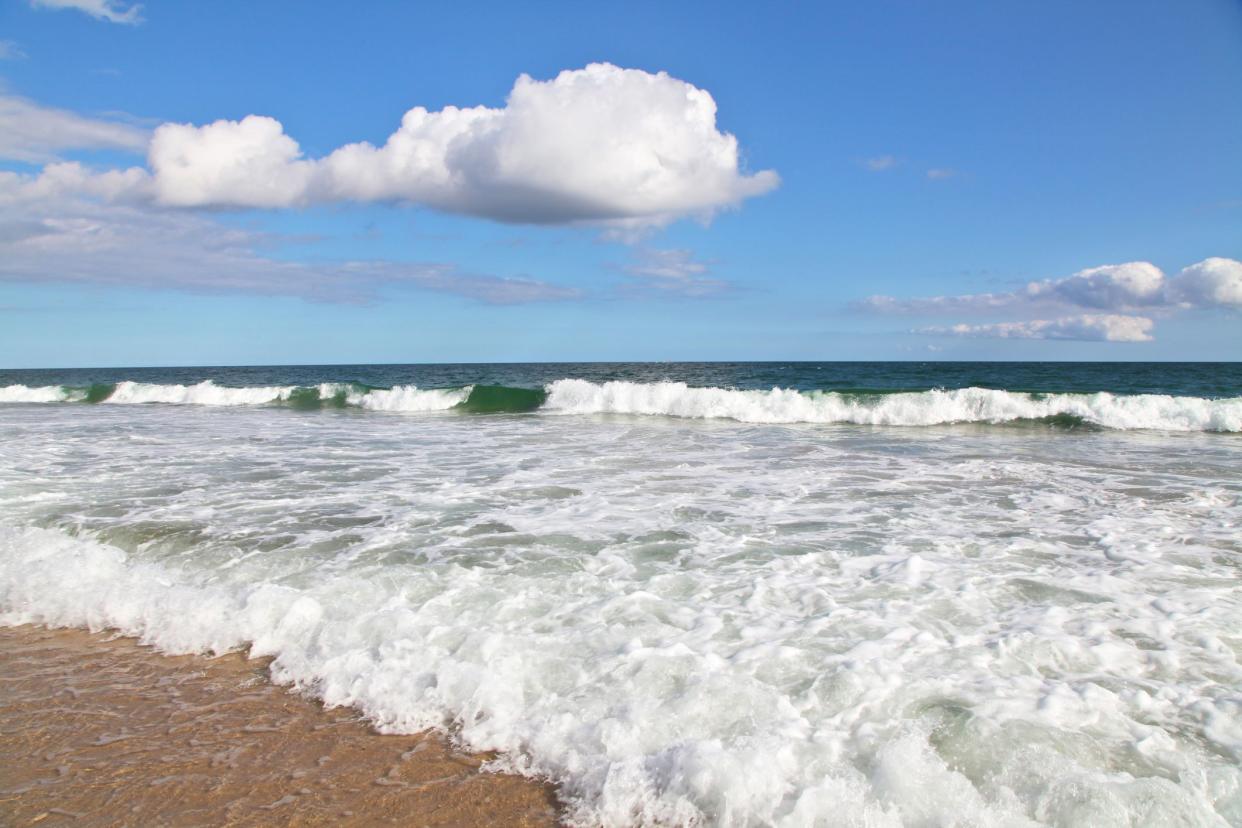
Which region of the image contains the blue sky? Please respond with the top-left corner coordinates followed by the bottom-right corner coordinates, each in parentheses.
top-left (0, 0), bottom-right (1239, 367)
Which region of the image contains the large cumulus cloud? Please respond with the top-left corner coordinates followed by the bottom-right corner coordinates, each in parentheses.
top-left (150, 116), bottom-right (314, 209)
top-left (147, 63), bottom-right (778, 227)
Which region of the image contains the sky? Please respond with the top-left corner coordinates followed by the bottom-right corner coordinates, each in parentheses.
top-left (0, 0), bottom-right (1239, 367)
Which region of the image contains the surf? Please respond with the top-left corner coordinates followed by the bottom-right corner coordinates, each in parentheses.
top-left (2, 379), bottom-right (1239, 431)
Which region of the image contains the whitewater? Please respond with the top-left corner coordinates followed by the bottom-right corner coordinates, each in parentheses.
top-left (1, 378), bottom-right (1240, 431)
top-left (1, 363), bottom-right (1240, 825)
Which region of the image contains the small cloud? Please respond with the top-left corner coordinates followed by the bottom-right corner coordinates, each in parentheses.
top-left (861, 258), bottom-right (1242, 316)
top-left (862, 155), bottom-right (898, 172)
top-left (0, 95), bottom-right (149, 163)
top-left (0, 40), bottom-right (27, 60)
top-left (30, 0), bottom-right (143, 24)
top-left (0, 186), bottom-right (582, 306)
top-left (1027, 261), bottom-right (1165, 309)
top-left (926, 168), bottom-right (956, 180)
top-left (619, 247), bottom-right (729, 297)
top-left (920, 314), bottom-right (1154, 343)
top-left (857, 291), bottom-right (1017, 315)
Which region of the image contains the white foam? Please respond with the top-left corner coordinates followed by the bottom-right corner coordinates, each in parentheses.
top-left (543, 380), bottom-right (1242, 431)
top-left (2, 384), bottom-right (1241, 824)
top-left (5, 379), bottom-right (1241, 431)
top-left (0, 384), bottom-right (72, 403)
top-left (0, 380), bottom-right (471, 411)
top-left (105, 380), bottom-right (297, 406)
top-left (347, 384), bottom-right (472, 412)
top-left (3, 509), bottom-right (1238, 827)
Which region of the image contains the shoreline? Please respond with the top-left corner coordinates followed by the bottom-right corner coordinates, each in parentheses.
top-left (0, 624), bottom-right (562, 826)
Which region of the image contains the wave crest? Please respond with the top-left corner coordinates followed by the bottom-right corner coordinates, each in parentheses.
top-left (542, 380), bottom-right (1242, 431)
top-left (106, 380), bottom-right (298, 406)
top-left (3, 379), bottom-right (1240, 430)
top-left (0, 384), bottom-right (73, 403)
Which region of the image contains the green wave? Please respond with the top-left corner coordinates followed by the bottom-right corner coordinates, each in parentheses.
top-left (455, 385), bottom-right (547, 414)
top-left (1031, 412), bottom-right (1099, 431)
top-left (84, 383), bottom-right (117, 403)
top-left (282, 385), bottom-right (354, 410)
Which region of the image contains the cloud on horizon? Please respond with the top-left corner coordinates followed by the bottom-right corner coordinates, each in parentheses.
top-left (866, 258), bottom-right (1241, 342)
top-left (29, 0), bottom-right (142, 25)
top-left (862, 259), bottom-right (1242, 315)
top-left (920, 314), bottom-right (1154, 343)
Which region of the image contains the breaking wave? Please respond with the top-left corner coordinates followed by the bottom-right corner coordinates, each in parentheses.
top-left (1, 379), bottom-right (1239, 431)
top-left (544, 380), bottom-right (1241, 431)
top-left (0, 381), bottom-right (470, 412)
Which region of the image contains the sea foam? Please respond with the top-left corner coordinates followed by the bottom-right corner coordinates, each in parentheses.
top-left (3, 379), bottom-right (1241, 431)
top-left (345, 384), bottom-right (473, 412)
top-left (105, 380), bottom-right (299, 406)
top-left (0, 384), bottom-right (74, 403)
top-left (2, 396), bottom-right (1241, 825)
top-left (542, 380), bottom-right (1242, 431)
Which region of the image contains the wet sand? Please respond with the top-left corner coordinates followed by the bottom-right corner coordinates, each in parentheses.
top-left (0, 625), bottom-right (561, 826)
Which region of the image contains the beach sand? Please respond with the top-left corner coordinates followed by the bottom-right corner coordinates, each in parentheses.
top-left (0, 625), bottom-right (561, 826)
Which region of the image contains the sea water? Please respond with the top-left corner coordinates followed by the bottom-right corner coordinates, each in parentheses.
top-left (1, 362), bottom-right (1239, 825)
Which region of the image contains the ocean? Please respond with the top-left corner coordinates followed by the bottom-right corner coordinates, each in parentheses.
top-left (1, 362), bottom-right (1240, 825)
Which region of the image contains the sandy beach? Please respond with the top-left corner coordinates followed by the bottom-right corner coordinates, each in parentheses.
top-left (0, 625), bottom-right (561, 826)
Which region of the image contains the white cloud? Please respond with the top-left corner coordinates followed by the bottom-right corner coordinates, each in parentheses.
top-left (30, 0), bottom-right (142, 24)
top-left (0, 162), bottom-right (151, 205)
top-left (619, 248), bottom-right (727, 296)
top-left (1170, 257), bottom-right (1242, 308)
top-left (150, 116), bottom-right (313, 209)
top-left (0, 179), bottom-right (579, 305)
top-left (864, 258), bottom-right (1242, 315)
top-left (859, 290), bottom-right (1017, 314)
top-left (0, 95), bottom-right (149, 163)
top-left (146, 63), bottom-right (778, 227)
top-left (926, 168), bottom-right (956, 180)
top-left (623, 248), bottom-right (710, 280)
top-left (1025, 261), bottom-right (1165, 309)
top-left (0, 40), bottom-right (27, 60)
top-left (873, 257), bottom-right (1240, 344)
top-left (863, 155), bottom-right (897, 172)
top-left (921, 314), bottom-right (1154, 343)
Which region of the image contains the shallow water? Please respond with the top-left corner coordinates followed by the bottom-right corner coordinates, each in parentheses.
top-left (1, 363), bottom-right (1240, 825)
